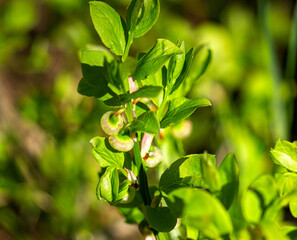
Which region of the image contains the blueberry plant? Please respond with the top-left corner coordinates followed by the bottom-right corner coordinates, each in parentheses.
top-left (77, 1), bottom-right (297, 239)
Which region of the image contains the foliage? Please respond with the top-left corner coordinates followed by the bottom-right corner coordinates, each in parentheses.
top-left (77, 1), bottom-right (297, 239)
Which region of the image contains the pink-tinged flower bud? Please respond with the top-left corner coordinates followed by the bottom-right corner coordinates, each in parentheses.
top-left (124, 167), bottom-right (138, 184)
top-left (100, 111), bottom-right (124, 136)
top-left (145, 146), bottom-right (162, 168)
top-left (128, 77), bottom-right (138, 93)
top-left (172, 120), bottom-right (193, 139)
top-left (141, 133), bottom-right (154, 157)
top-left (109, 131), bottom-right (135, 152)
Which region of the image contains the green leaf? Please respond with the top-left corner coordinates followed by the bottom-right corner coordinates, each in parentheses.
top-left (119, 206), bottom-right (144, 224)
top-left (187, 46), bottom-right (212, 85)
top-left (170, 48), bottom-right (194, 94)
top-left (218, 153), bottom-right (239, 209)
top-left (117, 182), bottom-right (130, 201)
top-left (160, 154), bottom-right (206, 194)
top-left (167, 41), bottom-right (185, 87)
top-left (119, 57), bottom-right (136, 91)
top-left (166, 188), bottom-right (233, 238)
top-left (90, 1), bottom-right (126, 55)
top-left (201, 153), bottom-right (221, 192)
top-left (124, 85), bottom-right (163, 102)
top-left (250, 175), bottom-right (278, 207)
top-left (78, 63), bottom-right (114, 100)
top-left (289, 195), bottom-right (297, 218)
top-left (80, 49), bottom-right (114, 66)
top-left (133, 39), bottom-right (183, 81)
top-left (135, 101), bottom-right (150, 117)
top-left (269, 139), bottom-right (297, 172)
top-left (275, 172), bottom-right (297, 196)
top-left (242, 189), bottom-right (263, 223)
top-left (160, 97), bottom-right (211, 128)
top-left (145, 206), bottom-right (177, 232)
top-left (97, 167), bottom-right (119, 203)
top-left (126, 0), bottom-right (144, 32)
top-left (129, 0), bottom-right (160, 38)
top-left (129, 111), bottom-right (159, 134)
top-left (104, 58), bottom-right (125, 95)
top-left (90, 137), bottom-right (125, 168)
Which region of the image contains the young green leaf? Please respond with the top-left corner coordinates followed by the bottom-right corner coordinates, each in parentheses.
top-left (201, 153), bottom-right (221, 192)
top-left (97, 167), bottom-right (119, 203)
top-left (126, 0), bottom-right (144, 32)
top-left (166, 188), bottom-right (233, 238)
top-left (269, 139), bottom-right (297, 172)
top-left (275, 172), bottom-right (297, 196)
top-left (186, 45), bottom-right (212, 86)
top-left (104, 59), bottom-right (125, 95)
top-left (133, 39), bottom-right (183, 81)
top-left (160, 97), bottom-right (211, 128)
top-left (218, 153), bottom-right (239, 209)
top-left (167, 41), bottom-right (185, 87)
top-left (90, 1), bottom-right (126, 56)
top-left (128, 0), bottom-right (160, 38)
top-left (145, 206), bottom-right (177, 232)
top-left (78, 63), bottom-right (114, 100)
top-left (90, 136), bottom-right (125, 168)
top-left (170, 48), bottom-right (194, 94)
top-left (242, 189), bottom-right (263, 223)
top-left (289, 195), bottom-right (297, 218)
top-left (250, 175), bottom-right (278, 207)
top-left (123, 85), bottom-right (162, 102)
top-left (80, 49), bottom-right (114, 66)
top-left (159, 154), bottom-right (206, 194)
top-left (135, 102), bottom-right (150, 117)
top-left (129, 111), bottom-right (159, 134)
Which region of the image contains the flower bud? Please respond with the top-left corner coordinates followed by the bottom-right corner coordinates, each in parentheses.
top-left (141, 133), bottom-right (154, 158)
top-left (97, 167), bottom-right (119, 203)
top-left (172, 120), bottom-right (192, 139)
top-left (119, 187), bottom-right (136, 204)
top-left (109, 131), bottom-right (134, 152)
top-left (145, 146), bottom-right (162, 168)
top-left (100, 111), bottom-right (124, 136)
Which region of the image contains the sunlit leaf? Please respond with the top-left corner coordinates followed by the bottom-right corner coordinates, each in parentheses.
top-left (166, 188), bottom-right (233, 238)
top-left (270, 139), bottom-right (297, 172)
top-left (90, 137), bottom-right (125, 168)
top-left (129, 111), bottom-right (159, 134)
top-left (97, 167), bottom-right (119, 203)
top-left (90, 1), bottom-right (126, 55)
top-left (145, 206), bottom-right (177, 232)
top-left (133, 39), bottom-right (182, 80)
top-left (128, 0), bottom-right (160, 38)
top-left (218, 153), bottom-right (239, 209)
top-left (160, 97), bottom-right (211, 128)
top-left (160, 154), bottom-right (207, 194)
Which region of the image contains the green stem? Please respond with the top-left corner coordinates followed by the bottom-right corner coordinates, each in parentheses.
top-left (285, 1), bottom-right (297, 79)
top-left (133, 138), bottom-right (152, 205)
top-left (258, 0), bottom-right (288, 140)
top-left (157, 87), bottom-right (169, 120)
top-left (285, 1), bottom-right (297, 136)
top-left (126, 101), bottom-right (151, 206)
top-left (122, 32), bottom-right (133, 62)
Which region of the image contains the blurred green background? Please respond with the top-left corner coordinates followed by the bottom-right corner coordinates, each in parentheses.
top-left (0, 0), bottom-right (296, 239)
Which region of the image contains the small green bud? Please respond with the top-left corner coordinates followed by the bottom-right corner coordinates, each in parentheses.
top-left (119, 187), bottom-right (136, 204)
top-left (97, 167), bottom-right (119, 203)
top-left (109, 131), bottom-right (135, 152)
top-left (100, 111), bottom-right (124, 136)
